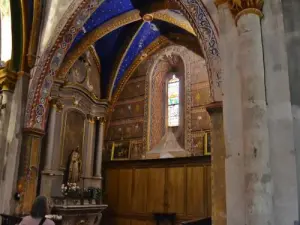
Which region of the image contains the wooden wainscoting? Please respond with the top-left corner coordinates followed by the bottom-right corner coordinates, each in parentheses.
top-left (103, 156), bottom-right (211, 225)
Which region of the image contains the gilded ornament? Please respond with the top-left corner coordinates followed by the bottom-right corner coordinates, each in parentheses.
top-left (152, 11), bottom-right (196, 36)
top-left (110, 36), bottom-right (170, 106)
top-left (214, 0), bottom-right (228, 7)
top-left (57, 10), bottom-right (141, 79)
top-left (228, 0), bottom-right (264, 22)
top-left (108, 21), bottom-right (145, 99)
top-left (143, 14), bottom-right (153, 22)
top-left (87, 114), bottom-right (96, 123)
top-left (0, 62), bottom-right (19, 91)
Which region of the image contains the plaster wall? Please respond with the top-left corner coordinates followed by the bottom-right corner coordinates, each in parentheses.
top-left (38, 0), bottom-right (81, 55)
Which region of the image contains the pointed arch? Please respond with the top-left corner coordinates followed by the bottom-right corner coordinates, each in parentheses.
top-left (24, 0), bottom-right (221, 132)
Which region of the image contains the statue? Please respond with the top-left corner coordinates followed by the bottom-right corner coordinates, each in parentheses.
top-left (66, 146), bottom-right (82, 183)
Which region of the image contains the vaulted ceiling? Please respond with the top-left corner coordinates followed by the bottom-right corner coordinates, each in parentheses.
top-left (65, 0), bottom-right (202, 98)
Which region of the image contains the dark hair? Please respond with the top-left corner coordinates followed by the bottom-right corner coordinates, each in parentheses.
top-left (30, 196), bottom-right (48, 218)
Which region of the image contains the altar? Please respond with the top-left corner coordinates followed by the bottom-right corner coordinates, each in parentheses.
top-left (51, 204), bottom-right (107, 225)
top-left (27, 52), bottom-right (109, 224)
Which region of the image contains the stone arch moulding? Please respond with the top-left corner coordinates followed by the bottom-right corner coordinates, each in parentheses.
top-left (24, 0), bottom-right (221, 132)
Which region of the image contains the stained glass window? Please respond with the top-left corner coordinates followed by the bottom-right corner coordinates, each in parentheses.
top-left (168, 75), bottom-right (180, 127)
top-left (0, 0), bottom-right (12, 62)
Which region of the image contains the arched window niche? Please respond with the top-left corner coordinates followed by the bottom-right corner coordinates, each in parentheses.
top-left (145, 46), bottom-right (191, 159)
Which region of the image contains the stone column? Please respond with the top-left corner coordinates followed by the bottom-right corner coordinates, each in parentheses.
top-left (44, 99), bottom-right (60, 170)
top-left (230, 2), bottom-right (274, 224)
top-left (206, 102), bottom-right (226, 225)
top-left (215, 1), bottom-right (245, 225)
top-left (95, 117), bottom-right (105, 178)
top-left (281, 0), bottom-right (300, 222)
top-left (40, 99), bottom-right (64, 198)
top-left (0, 90), bottom-right (13, 176)
top-left (262, 1), bottom-right (299, 224)
top-left (85, 114), bottom-right (96, 178)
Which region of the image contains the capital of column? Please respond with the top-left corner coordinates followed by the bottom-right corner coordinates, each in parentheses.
top-left (214, 0), bottom-right (228, 8)
top-left (87, 114), bottom-right (96, 124)
top-left (228, 0), bottom-right (264, 23)
top-left (49, 97), bottom-right (64, 112)
top-left (0, 62), bottom-right (19, 92)
top-left (97, 116), bottom-right (107, 124)
top-left (206, 101), bottom-right (223, 115)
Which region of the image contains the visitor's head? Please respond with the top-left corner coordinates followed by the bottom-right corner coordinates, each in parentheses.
top-left (30, 196), bottom-right (49, 218)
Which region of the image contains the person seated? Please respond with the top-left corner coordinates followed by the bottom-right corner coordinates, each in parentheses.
top-left (19, 196), bottom-right (55, 225)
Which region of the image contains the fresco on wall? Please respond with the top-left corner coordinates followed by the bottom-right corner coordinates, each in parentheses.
top-left (61, 110), bottom-right (85, 168)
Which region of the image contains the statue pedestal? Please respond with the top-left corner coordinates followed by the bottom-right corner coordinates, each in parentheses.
top-left (52, 204), bottom-right (107, 225)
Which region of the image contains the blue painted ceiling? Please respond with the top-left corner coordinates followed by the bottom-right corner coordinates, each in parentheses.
top-left (67, 0), bottom-right (194, 98)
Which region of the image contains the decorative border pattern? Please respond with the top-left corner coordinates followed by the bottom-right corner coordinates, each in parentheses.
top-left (173, 0), bottom-right (222, 100)
top-left (25, 0), bottom-right (104, 131)
top-left (24, 0), bottom-right (220, 132)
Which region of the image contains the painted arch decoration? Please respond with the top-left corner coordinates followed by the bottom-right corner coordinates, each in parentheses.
top-left (24, 0), bottom-right (221, 132)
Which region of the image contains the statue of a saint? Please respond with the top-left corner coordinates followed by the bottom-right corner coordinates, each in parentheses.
top-left (66, 146), bottom-right (82, 183)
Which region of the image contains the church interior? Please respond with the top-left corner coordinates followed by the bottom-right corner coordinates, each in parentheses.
top-left (0, 0), bottom-right (300, 225)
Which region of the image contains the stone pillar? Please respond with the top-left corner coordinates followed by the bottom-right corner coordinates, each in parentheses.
top-left (95, 117), bottom-right (105, 178)
top-left (85, 115), bottom-right (96, 178)
top-left (262, 1), bottom-right (299, 224)
top-left (215, 1), bottom-right (245, 225)
top-left (0, 90), bottom-right (13, 177)
top-left (281, 0), bottom-right (300, 222)
top-left (40, 98), bottom-right (64, 198)
top-left (230, 2), bottom-right (274, 224)
top-left (16, 130), bottom-right (44, 214)
top-left (44, 99), bottom-right (59, 171)
top-left (206, 102), bottom-right (226, 225)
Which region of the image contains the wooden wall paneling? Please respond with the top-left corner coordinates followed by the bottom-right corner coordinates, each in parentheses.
top-left (131, 219), bottom-right (148, 225)
top-left (118, 169), bottom-right (133, 213)
top-left (166, 166), bottom-right (186, 216)
top-left (186, 166), bottom-right (205, 218)
top-left (105, 169), bottom-right (120, 213)
top-left (115, 218), bottom-right (131, 225)
top-left (132, 168), bottom-right (148, 213)
top-left (147, 167), bottom-right (166, 213)
top-left (205, 165), bottom-right (212, 217)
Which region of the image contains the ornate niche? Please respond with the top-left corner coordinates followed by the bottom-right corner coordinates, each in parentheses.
top-left (60, 109), bottom-right (85, 169)
top-left (45, 48), bottom-right (107, 182)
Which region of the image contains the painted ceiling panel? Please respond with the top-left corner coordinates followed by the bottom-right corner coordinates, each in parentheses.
top-left (113, 22), bottom-right (161, 91)
top-left (72, 0), bottom-right (134, 47)
top-left (95, 22), bottom-right (138, 96)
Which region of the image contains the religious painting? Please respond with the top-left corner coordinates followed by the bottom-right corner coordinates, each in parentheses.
top-left (191, 110), bottom-right (210, 131)
top-left (191, 132), bottom-right (206, 156)
top-left (129, 139), bottom-right (144, 160)
top-left (60, 110), bottom-right (85, 168)
top-left (103, 142), bottom-right (113, 161)
top-left (204, 132), bottom-right (211, 155)
top-left (111, 141), bottom-right (130, 160)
